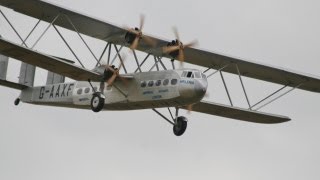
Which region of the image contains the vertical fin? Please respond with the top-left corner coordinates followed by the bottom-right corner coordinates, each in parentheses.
top-left (19, 62), bottom-right (36, 87)
top-left (0, 54), bottom-right (9, 80)
top-left (46, 71), bottom-right (65, 85)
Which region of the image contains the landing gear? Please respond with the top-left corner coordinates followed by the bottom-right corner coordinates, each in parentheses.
top-left (173, 116), bottom-right (188, 136)
top-left (14, 98), bottom-right (20, 106)
top-left (152, 108), bottom-right (188, 136)
top-left (90, 92), bottom-right (105, 112)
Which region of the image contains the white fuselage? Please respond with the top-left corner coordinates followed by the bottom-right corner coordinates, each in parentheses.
top-left (20, 69), bottom-right (208, 110)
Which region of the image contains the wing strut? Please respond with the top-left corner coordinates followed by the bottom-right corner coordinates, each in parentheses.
top-left (253, 83), bottom-right (304, 111)
top-left (0, 9), bottom-right (27, 47)
top-left (235, 64), bottom-right (252, 109)
top-left (53, 25), bottom-right (85, 68)
top-left (204, 63), bottom-right (307, 111)
top-left (219, 71), bottom-right (233, 106)
top-left (31, 13), bottom-right (61, 49)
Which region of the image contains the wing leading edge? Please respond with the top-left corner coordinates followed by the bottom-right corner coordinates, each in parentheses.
top-left (183, 101), bottom-right (291, 124)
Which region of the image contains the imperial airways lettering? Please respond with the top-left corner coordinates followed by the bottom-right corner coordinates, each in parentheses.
top-left (39, 83), bottom-right (74, 99)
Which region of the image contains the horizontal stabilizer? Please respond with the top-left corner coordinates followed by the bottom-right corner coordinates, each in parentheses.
top-left (185, 100), bottom-right (291, 124)
top-left (0, 79), bottom-right (28, 90)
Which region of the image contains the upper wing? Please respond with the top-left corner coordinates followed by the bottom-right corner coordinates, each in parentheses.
top-left (183, 100), bottom-right (291, 124)
top-left (1, 0), bottom-right (320, 93)
top-left (182, 48), bottom-right (320, 93)
top-left (0, 37), bottom-right (101, 81)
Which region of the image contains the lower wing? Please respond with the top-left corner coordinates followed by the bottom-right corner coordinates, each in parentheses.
top-left (184, 100), bottom-right (290, 124)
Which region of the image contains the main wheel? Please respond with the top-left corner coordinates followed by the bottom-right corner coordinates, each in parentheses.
top-left (173, 116), bottom-right (188, 136)
top-left (91, 93), bottom-right (105, 112)
top-left (14, 98), bottom-right (20, 106)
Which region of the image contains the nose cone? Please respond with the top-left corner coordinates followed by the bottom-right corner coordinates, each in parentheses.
top-left (195, 79), bottom-right (208, 98)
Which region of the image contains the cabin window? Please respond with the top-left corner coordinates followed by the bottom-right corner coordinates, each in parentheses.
top-left (156, 80), bottom-right (162, 86)
top-left (202, 73), bottom-right (206, 79)
top-left (163, 79), bottom-right (169, 86)
top-left (141, 81), bottom-right (147, 88)
top-left (77, 88), bottom-right (83, 95)
top-left (148, 81), bottom-right (154, 87)
top-left (171, 79), bottom-right (178, 85)
top-left (84, 87), bottom-right (90, 93)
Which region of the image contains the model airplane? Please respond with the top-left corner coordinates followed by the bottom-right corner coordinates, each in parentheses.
top-left (1, 0), bottom-right (320, 136)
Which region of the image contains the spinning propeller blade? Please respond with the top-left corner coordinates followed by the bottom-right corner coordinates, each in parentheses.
top-left (163, 27), bottom-right (198, 66)
top-left (126, 15), bottom-right (157, 50)
top-left (105, 54), bottom-right (127, 86)
top-left (186, 92), bottom-right (210, 114)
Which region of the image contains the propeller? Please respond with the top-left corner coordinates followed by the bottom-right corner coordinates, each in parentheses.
top-left (106, 65), bottom-right (121, 86)
top-left (99, 54), bottom-right (128, 88)
top-left (186, 93), bottom-right (210, 114)
top-left (125, 15), bottom-right (157, 50)
top-left (163, 27), bottom-right (198, 66)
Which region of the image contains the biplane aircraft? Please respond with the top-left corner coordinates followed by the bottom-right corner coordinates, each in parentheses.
top-left (1, 0), bottom-right (320, 136)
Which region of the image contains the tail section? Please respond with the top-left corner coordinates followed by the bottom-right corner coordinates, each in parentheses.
top-left (19, 62), bottom-right (36, 87)
top-left (0, 54), bottom-right (28, 90)
top-left (0, 53), bottom-right (8, 80)
top-left (46, 71), bottom-right (65, 85)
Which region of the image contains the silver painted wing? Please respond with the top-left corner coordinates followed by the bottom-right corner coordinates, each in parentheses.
top-left (1, 0), bottom-right (320, 93)
top-left (0, 37), bottom-right (101, 81)
top-left (184, 100), bottom-right (291, 124)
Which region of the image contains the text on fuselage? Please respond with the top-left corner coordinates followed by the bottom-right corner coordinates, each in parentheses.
top-left (39, 83), bottom-right (74, 99)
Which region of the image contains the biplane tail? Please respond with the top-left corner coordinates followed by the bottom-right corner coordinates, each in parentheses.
top-left (0, 53), bottom-right (28, 90)
top-left (0, 54), bottom-right (66, 91)
top-left (0, 54), bottom-right (68, 90)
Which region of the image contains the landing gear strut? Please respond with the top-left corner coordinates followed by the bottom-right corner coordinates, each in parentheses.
top-left (152, 107), bottom-right (188, 136)
top-left (90, 92), bottom-right (105, 112)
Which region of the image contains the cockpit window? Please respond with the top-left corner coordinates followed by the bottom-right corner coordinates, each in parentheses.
top-left (181, 71), bottom-right (188, 77)
top-left (187, 71), bottom-right (193, 78)
top-left (182, 70), bottom-right (203, 79)
top-left (201, 73), bottom-right (206, 79)
top-left (194, 72), bottom-right (201, 78)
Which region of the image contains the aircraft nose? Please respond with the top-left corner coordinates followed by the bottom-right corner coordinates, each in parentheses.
top-left (195, 79), bottom-right (208, 97)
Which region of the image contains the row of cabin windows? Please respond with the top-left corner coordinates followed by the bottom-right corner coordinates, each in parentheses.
top-left (76, 78), bottom-right (179, 94)
top-left (141, 79), bottom-right (177, 88)
top-left (77, 87), bottom-right (98, 95)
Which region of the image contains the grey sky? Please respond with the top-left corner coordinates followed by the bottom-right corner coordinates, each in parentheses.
top-left (1, 0), bottom-right (320, 179)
